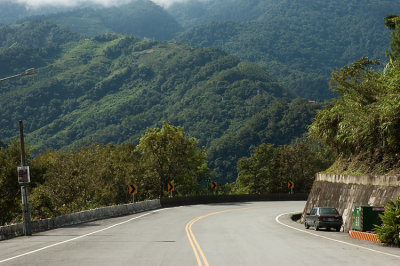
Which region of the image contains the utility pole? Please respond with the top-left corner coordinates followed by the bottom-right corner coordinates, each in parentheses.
top-left (18, 120), bottom-right (32, 236)
top-left (0, 69), bottom-right (36, 236)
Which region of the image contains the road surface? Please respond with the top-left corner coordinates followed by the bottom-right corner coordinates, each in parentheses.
top-left (1, 201), bottom-right (400, 265)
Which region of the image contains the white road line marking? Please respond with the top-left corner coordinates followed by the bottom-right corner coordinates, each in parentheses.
top-left (0, 210), bottom-right (162, 264)
top-left (275, 211), bottom-right (400, 259)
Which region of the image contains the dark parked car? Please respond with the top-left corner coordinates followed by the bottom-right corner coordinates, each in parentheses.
top-left (305, 207), bottom-right (343, 231)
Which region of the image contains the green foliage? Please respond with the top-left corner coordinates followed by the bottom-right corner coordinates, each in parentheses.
top-left (0, 141), bottom-right (33, 225)
top-left (0, 20), bottom-right (82, 77)
top-left (20, 123), bottom-right (207, 221)
top-left (384, 14), bottom-right (400, 60)
top-left (207, 98), bottom-right (320, 182)
top-left (375, 197), bottom-right (400, 246)
top-left (309, 22), bottom-right (400, 173)
top-left (174, 0), bottom-right (398, 100)
top-left (135, 122), bottom-right (208, 197)
top-left (0, 28), bottom-right (313, 183)
top-left (233, 140), bottom-right (333, 194)
top-left (25, 0), bottom-right (182, 40)
top-left (29, 144), bottom-right (137, 218)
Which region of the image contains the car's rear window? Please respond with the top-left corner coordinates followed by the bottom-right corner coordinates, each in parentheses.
top-left (320, 208), bottom-right (339, 215)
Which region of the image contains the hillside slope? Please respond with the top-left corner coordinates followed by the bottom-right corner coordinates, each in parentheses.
top-left (173, 0), bottom-right (399, 99)
top-left (23, 0), bottom-right (182, 40)
top-left (0, 27), bottom-right (318, 182)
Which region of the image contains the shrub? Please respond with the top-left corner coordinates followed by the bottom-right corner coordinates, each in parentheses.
top-left (375, 197), bottom-right (400, 246)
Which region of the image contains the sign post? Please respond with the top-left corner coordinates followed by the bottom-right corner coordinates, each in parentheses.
top-left (18, 120), bottom-right (32, 236)
top-left (129, 184), bottom-right (137, 203)
top-left (288, 180), bottom-right (295, 194)
top-left (167, 182), bottom-right (174, 197)
top-left (211, 181), bottom-right (218, 195)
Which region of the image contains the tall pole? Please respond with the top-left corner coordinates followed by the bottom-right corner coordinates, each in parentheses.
top-left (19, 120), bottom-right (32, 236)
top-left (1, 69), bottom-right (36, 236)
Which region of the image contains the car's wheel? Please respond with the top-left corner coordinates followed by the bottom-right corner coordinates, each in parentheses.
top-left (336, 227), bottom-right (341, 232)
top-left (305, 222), bottom-right (309, 229)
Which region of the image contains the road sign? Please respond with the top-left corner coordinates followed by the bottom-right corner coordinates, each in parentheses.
top-left (288, 181), bottom-right (294, 189)
top-left (17, 166), bottom-right (30, 183)
top-left (168, 183), bottom-right (174, 192)
top-left (211, 181), bottom-right (218, 190)
top-left (129, 184), bottom-right (137, 194)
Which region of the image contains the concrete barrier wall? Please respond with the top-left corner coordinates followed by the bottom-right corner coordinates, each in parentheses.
top-left (1, 193), bottom-right (309, 241)
top-left (0, 199), bottom-right (161, 241)
top-left (161, 193), bottom-right (308, 207)
top-left (303, 174), bottom-right (400, 232)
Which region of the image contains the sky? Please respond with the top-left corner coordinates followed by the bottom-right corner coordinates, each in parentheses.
top-left (8, 0), bottom-right (195, 8)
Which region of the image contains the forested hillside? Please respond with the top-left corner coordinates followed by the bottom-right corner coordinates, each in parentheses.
top-left (310, 15), bottom-right (400, 175)
top-left (1, 0), bottom-right (396, 100)
top-left (0, 22), bottom-right (318, 182)
top-left (21, 0), bottom-right (182, 40)
top-left (0, 21), bottom-right (82, 77)
top-left (173, 0), bottom-right (400, 99)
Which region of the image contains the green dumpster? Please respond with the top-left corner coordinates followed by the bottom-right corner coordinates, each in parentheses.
top-left (351, 206), bottom-right (385, 232)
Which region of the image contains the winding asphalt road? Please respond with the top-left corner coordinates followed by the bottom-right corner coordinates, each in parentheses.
top-left (1, 201), bottom-right (400, 265)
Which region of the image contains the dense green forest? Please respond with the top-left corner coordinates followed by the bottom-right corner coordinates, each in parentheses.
top-left (28, 0), bottom-right (182, 39)
top-left (1, 2), bottom-right (398, 225)
top-left (0, 122), bottom-right (329, 225)
top-left (2, 0), bottom-right (396, 100)
top-left (0, 123), bottom-right (209, 224)
top-left (174, 0), bottom-right (399, 100)
top-left (0, 21), bottom-right (318, 183)
top-left (310, 15), bottom-right (400, 174)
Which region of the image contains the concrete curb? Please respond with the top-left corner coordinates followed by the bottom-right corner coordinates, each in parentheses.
top-left (0, 199), bottom-right (161, 241)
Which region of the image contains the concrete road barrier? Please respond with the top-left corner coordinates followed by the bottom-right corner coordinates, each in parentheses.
top-left (1, 194), bottom-right (307, 241)
top-left (0, 199), bottom-right (161, 241)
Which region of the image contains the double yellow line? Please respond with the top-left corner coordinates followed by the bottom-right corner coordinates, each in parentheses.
top-left (185, 206), bottom-right (265, 266)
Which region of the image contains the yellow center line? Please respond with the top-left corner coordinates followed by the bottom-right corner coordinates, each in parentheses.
top-left (185, 206), bottom-right (265, 266)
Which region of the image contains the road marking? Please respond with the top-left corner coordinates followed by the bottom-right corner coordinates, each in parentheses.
top-left (185, 206), bottom-right (265, 266)
top-left (275, 211), bottom-right (400, 260)
top-left (0, 209), bottom-right (164, 264)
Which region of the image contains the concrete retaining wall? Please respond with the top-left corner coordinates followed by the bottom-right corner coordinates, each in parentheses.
top-left (302, 174), bottom-right (400, 232)
top-left (0, 199), bottom-right (161, 241)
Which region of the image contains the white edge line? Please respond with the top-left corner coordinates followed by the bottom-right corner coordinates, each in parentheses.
top-left (0, 209), bottom-right (164, 264)
top-left (275, 211), bottom-right (400, 259)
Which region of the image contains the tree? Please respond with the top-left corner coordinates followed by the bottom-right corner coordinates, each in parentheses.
top-left (135, 122), bottom-right (208, 197)
top-left (29, 143), bottom-right (139, 218)
top-left (309, 57), bottom-right (382, 157)
top-left (384, 14), bottom-right (400, 60)
top-left (0, 141), bottom-right (29, 224)
top-left (309, 27), bottom-right (400, 173)
top-left (375, 197), bottom-right (400, 246)
top-left (236, 143), bottom-right (276, 194)
top-left (234, 140), bottom-right (333, 194)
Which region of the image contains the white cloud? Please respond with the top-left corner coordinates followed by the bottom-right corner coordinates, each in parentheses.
top-left (5, 0), bottom-right (207, 8)
top-left (13, 0), bottom-right (131, 8)
top-left (151, 0), bottom-right (191, 8)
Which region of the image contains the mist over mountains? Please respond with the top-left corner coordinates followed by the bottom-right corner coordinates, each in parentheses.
top-left (1, 0), bottom-right (196, 9)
